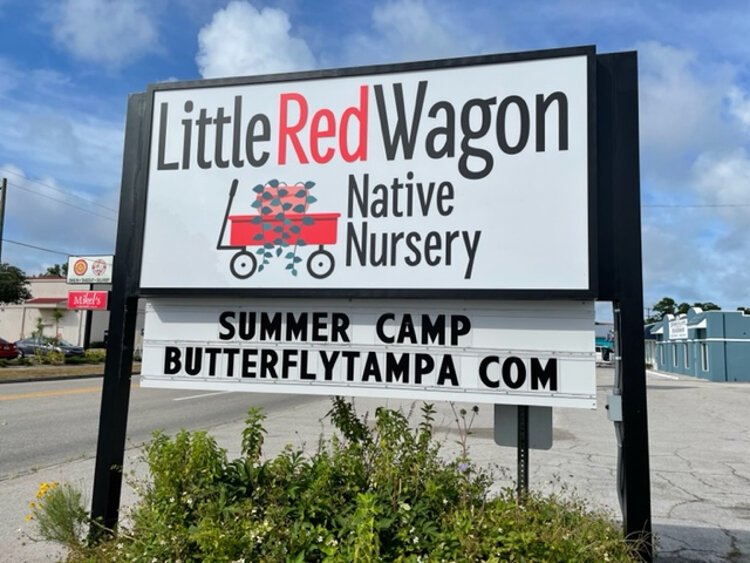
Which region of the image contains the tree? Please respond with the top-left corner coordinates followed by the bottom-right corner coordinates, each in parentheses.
top-left (41, 263), bottom-right (68, 278)
top-left (0, 263), bottom-right (32, 304)
top-left (646, 297), bottom-right (722, 323)
top-left (645, 297), bottom-right (676, 323)
top-left (694, 301), bottom-right (721, 312)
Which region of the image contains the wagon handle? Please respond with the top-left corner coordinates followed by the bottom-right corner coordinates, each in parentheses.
top-left (217, 179), bottom-right (239, 250)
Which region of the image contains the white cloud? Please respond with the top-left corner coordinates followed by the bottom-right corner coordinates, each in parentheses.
top-left (693, 148), bottom-right (750, 226)
top-left (346, 0), bottom-right (486, 66)
top-left (50, 0), bottom-right (159, 68)
top-left (728, 86), bottom-right (750, 130)
top-left (637, 42), bottom-right (736, 189)
top-left (196, 1), bottom-right (315, 79)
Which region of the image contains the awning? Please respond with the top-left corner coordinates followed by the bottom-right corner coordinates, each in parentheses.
top-left (651, 326), bottom-right (664, 335)
top-left (25, 297), bottom-right (67, 305)
top-left (688, 319), bottom-right (707, 329)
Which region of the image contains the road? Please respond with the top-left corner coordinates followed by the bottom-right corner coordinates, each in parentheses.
top-left (0, 376), bottom-right (321, 480)
top-left (2, 368), bottom-right (750, 561)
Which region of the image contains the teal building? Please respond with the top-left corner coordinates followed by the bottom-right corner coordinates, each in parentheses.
top-left (649, 308), bottom-right (750, 382)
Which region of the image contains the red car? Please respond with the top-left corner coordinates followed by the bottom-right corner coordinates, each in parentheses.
top-left (0, 337), bottom-right (18, 359)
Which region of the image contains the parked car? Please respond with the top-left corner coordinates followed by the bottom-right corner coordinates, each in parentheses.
top-left (0, 337), bottom-right (19, 359)
top-left (14, 337), bottom-right (85, 358)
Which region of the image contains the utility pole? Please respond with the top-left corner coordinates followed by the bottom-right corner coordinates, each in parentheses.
top-left (0, 178), bottom-right (6, 264)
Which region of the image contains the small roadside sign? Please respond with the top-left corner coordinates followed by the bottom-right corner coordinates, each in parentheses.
top-left (67, 256), bottom-right (114, 284)
top-left (68, 290), bottom-right (109, 310)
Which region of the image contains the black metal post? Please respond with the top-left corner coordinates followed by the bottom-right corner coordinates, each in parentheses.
top-left (517, 405), bottom-right (529, 500)
top-left (89, 93), bottom-right (149, 539)
top-left (597, 52), bottom-right (653, 560)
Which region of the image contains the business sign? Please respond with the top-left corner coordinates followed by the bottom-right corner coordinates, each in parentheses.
top-left (67, 255), bottom-right (114, 284)
top-left (67, 290), bottom-right (109, 310)
top-left (669, 318), bottom-right (688, 340)
top-left (140, 299), bottom-right (596, 408)
top-left (140, 48), bottom-right (594, 294)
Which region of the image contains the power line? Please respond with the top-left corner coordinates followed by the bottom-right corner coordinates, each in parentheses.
top-left (1, 168), bottom-right (117, 213)
top-left (643, 204), bottom-right (750, 208)
top-left (8, 181), bottom-right (117, 222)
top-left (3, 238), bottom-right (74, 257)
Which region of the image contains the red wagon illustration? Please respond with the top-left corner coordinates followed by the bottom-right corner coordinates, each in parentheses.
top-left (218, 180), bottom-right (340, 279)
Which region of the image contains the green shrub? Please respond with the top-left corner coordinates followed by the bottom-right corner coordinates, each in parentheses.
top-left (84, 349), bottom-right (106, 363)
top-left (68, 400), bottom-right (637, 562)
top-left (28, 481), bottom-right (87, 555)
top-left (87, 341), bottom-right (106, 349)
top-left (38, 349), bottom-right (65, 365)
top-left (64, 356), bottom-right (88, 365)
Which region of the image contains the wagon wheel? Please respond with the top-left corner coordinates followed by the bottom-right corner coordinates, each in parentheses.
top-left (307, 246), bottom-right (335, 279)
top-left (230, 250), bottom-right (257, 279)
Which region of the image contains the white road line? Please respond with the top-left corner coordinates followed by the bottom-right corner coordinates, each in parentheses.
top-left (647, 370), bottom-right (680, 380)
top-left (173, 391), bottom-right (231, 401)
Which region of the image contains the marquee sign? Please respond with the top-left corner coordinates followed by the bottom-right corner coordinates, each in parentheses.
top-left (139, 47), bottom-right (595, 294)
top-left (140, 299), bottom-right (596, 408)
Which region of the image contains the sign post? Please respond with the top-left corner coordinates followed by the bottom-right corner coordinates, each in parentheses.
top-left (90, 47), bottom-right (651, 558)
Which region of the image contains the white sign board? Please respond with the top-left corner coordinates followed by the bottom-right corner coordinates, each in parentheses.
top-left (67, 255), bottom-right (114, 284)
top-left (669, 318), bottom-right (688, 340)
top-left (140, 299), bottom-right (596, 408)
top-left (140, 50), bottom-right (593, 292)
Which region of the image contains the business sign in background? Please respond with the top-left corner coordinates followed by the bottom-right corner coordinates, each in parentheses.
top-left (67, 290), bottom-right (109, 310)
top-left (669, 318), bottom-right (688, 340)
top-left (140, 299), bottom-right (596, 408)
top-left (140, 50), bottom-right (593, 292)
top-left (67, 255), bottom-right (114, 284)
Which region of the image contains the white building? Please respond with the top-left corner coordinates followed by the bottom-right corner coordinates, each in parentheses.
top-left (0, 277), bottom-right (144, 352)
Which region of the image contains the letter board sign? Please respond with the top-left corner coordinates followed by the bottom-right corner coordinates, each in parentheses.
top-left (139, 47), bottom-right (595, 295)
top-left (140, 299), bottom-right (596, 409)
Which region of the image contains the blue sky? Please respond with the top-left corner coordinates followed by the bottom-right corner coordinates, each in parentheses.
top-left (1, 0), bottom-right (750, 314)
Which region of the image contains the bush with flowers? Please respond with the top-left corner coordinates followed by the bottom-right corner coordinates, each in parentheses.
top-left (44, 399), bottom-right (638, 562)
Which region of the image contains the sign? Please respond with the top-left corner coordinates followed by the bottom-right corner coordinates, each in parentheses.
top-left (140, 48), bottom-right (594, 294)
top-left (68, 290), bottom-right (109, 310)
top-left (140, 299), bottom-right (596, 408)
top-left (67, 256), bottom-right (114, 284)
top-left (669, 318), bottom-right (688, 340)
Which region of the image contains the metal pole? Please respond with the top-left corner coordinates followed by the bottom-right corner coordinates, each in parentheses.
top-left (0, 177), bottom-right (7, 263)
top-left (89, 93), bottom-right (149, 539)
top-left (597, 52), bottom-right (653, 561)
top-left (517, 405), bottom-right (529, 501)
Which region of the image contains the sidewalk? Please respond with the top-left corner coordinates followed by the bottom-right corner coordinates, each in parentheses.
top-left (2, 368), bottom-right (749, 561)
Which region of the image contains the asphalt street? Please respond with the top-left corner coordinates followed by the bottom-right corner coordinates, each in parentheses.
top-left (1, 367), bottom-right (749, 562)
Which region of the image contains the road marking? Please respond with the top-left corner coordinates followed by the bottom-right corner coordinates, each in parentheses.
top-left (0, 385), bottom-right (102, 401)
top-left (173, 391), bottom-right (231, 401)
top-left (647, 370), bottom-right (680, 380)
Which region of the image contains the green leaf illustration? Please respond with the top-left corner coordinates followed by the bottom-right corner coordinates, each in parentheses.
top-left (305, 181), bottom-right (315, 189)
top-left (295, 189), bottom-right (307, 197)
top-left (301, 216), bottom-right (314, 225)
top-left (262, 191), bottom-right (273, 200)
top-left (252, 184), bottom-right (264, 193)
top-left (293, 204), bottom-right (306, 213)
top-left (306, 195), bottom-right (318, 204)
top-left (290, 225), bottom-right (301, 234)
top-left (253, 233), bottom-right (264, 241)
top-left (275, 247), bottom-right (282, 257)
top-left (251, 200), bottom-right (261, 208)
top-left (278, 188), bottom-right (289, 197)
top-left (268, 179), bottom-right (279, 187)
